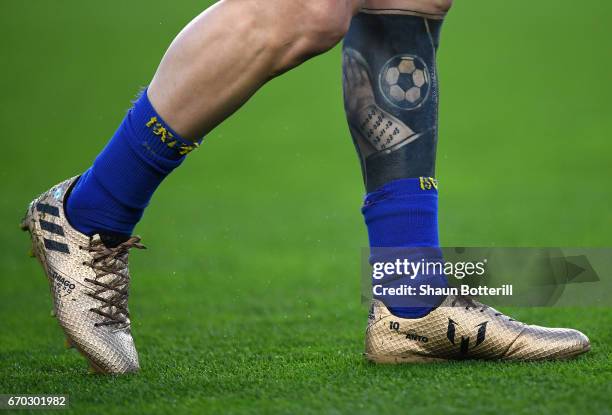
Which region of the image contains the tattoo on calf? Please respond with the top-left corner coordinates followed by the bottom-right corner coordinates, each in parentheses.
top-left (343, 13), bottom-right (443, 191)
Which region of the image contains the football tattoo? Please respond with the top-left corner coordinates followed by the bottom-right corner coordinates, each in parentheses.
top-left (380, 54), bottom-right (430, 110)
top-left (343, 14), bottom-right (442, 191)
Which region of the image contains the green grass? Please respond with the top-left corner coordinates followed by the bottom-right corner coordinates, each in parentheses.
top-left (1, 0), bottom-right (611, 414)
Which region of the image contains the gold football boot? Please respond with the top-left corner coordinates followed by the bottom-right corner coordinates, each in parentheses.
top-left (21, 177), bottom-right (144, 374)
top-left (366, 295), bottom-right (590, 363)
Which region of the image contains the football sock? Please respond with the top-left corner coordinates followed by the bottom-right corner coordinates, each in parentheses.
top-left (363, 178), bottom-right (446, 318)
top-left (343, 13), bottom-right (447, 318)
top-left (66, 89), bottom-right (201, 237)
top-left (364, 178), bottom-right (439, 249)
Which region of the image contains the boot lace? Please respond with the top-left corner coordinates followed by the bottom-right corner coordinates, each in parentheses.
top-left (81, 236), bottom-right (145, 329)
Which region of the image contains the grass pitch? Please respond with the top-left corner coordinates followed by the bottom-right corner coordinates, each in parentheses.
top-left (1, 1), bottom-right (611, 414)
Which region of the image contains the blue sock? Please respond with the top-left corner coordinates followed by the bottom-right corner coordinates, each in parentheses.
top-left (66, 89), bottom-right (201, 237)
top-left (363, 177), bottom-right (447, 318)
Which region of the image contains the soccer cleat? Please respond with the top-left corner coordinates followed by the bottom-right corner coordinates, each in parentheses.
top-left (366, 295), bottom-right (590, 363)
top-left (21, 177), bottom-right (143, 374)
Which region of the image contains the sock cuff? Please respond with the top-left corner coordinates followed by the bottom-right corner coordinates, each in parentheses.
top-left (362, 177), bottom-right (439, 248)
top-left (127, 88), bottom-right (203, 162)
top-left (363, 177), bottom-right (438, 207)
top-left (66, 88), bottom-right (202, 237)
top-left (87, 89), bottom-right (204, 210)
